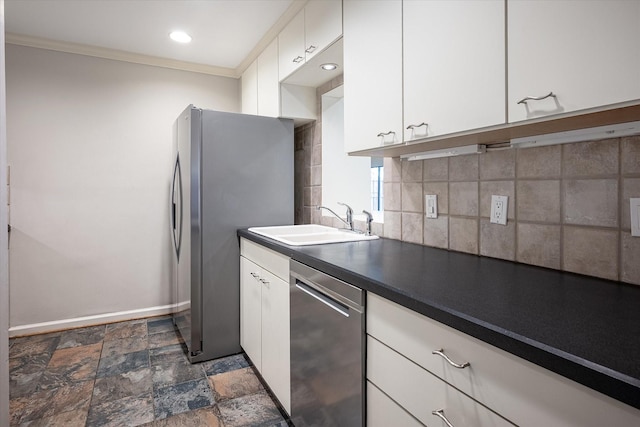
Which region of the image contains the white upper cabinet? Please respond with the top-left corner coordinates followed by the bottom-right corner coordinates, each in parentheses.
top-left (508, 0), bottom-right (640, 122)
top-left (278, 10), bottom-right (306, 81)
top-left (343, 0), bottom-right (403, 152)
top-left (279, 0), bottom-right (342, 81)
top-left (241, 60), bottom-right (258, 115)
top-left (304, 0), bottom-right (343, 62)
top-left (257, 38), bottom-right (280, 118)
top-left (403, 0), bottom-right (505, 141)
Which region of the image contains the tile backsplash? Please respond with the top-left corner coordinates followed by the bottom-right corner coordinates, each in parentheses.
top-left (383, 136), bottom-right (640, 285)
top-left (292, 77), bottom-right (640, 286)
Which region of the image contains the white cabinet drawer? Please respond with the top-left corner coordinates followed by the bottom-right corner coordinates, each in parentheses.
top-left (240, 238), bottom-right (289, 281)
top-left (367, 293), bottom-right (640, 427)
top-left (368, 336), bottom-right (513, 427)
top-left (367, 381), bottom-right (422, 427)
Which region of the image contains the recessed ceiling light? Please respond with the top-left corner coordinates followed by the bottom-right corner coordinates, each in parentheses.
top-left (170, 31), bottom-right (192, 44)
top-left (320, 63), bottom-right (338, 71)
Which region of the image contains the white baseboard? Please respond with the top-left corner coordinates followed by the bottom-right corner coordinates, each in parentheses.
top-left (9, 304), bottom-right (176, 337)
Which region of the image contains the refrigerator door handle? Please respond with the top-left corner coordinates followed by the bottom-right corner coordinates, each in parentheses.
top-left (171, 154), bottom-right (183, 259)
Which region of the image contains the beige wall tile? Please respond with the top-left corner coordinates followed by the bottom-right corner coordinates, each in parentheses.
top-left (312, 123), bottom-right (321, 146)
top-left (371, 221), bottom-right (384, 237)
top-left (303, 187), bottom-right (311, 206)
top-left (402, 182), bottom-right (423, 213)
top-left (311, 144), bottom-right (322, 166)
top-left (311, 186), bottom-right (322, 207)
top-left (517, 180), bottom-right (561, 223)
top-left (480, 181), bottom-right (515, 219)
top-left (449, 182), bottom-right (478, 216)
top-left (621, 232), bottom-right (640, 285)
top-left (423, 182), bottom-right (448, 214)
top-left (310, 165), bottom-right (322, 186)
top-left (622, 178), bottom-right (640, 230)
top-left (310, 205), bottom-right (321, 224)
top-left (562, 138), bottom-right (618, 177)
top-left (384, 211), bottom-right (401, 240)
top-left (320, 215), bottom-right (333, 227)
top-left (563, 226), bottom-right (618, 281)
top-left (424, 215), bottom-right (448, 249)
top-left (302, 206), bottom-right (311, 224)
top-left (449, 155), bottom-right (478, 181)
top-left (449, 217), bottom-right (478, 254)
top-left (479, 149), bottom-right (515, 180)
top-left (516, 145), bottom-right (561, 178)
top-left (384, 157), bottom-right (402, 183)
top-left (402, 212), bottom-right (423, 244)
top-left (621, 135), bottom-right (640, 175)
top-left (423, 158), bottom-right (448, 181)
top-left (402, 160), bottom-right (423, 182)
top-left (384, 182), bottom-right (402, 211)
top-left (480, 219), bottom-right (515, 261)
top-left (564, 179), bottom-right (618, 227)
top-left (517, 223), bottom-right (561, 269)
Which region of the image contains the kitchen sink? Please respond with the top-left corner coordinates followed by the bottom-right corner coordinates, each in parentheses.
top-left (248, 224), bottom-right (379, 246)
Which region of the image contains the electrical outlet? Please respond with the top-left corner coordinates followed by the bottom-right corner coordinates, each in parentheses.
top-left (490, 195), bottom-right (508, 225)
top-left (631, 198), bottom-right (640, 237)
top-left (425, 195), bottom-right (438, 219)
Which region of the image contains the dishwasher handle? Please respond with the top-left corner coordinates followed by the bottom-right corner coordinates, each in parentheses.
top-left (295, 280), bottom-right (350, 317)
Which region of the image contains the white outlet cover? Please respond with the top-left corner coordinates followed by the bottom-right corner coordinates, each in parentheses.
top-left (490, 195), bottom-right (508, 225)
top-left (631, 198), bottom-right (640, 237)
top-left (426, 195), bottom-right (438, 219)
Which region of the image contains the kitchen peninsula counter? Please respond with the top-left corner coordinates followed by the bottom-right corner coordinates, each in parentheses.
top-left (238, 229), bottom-right (640, 411)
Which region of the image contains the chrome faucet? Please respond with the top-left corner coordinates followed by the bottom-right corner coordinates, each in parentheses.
top-left (316, 202), bottom-right (355, 231)
top-left (362, 210), bottom-right (373, 236)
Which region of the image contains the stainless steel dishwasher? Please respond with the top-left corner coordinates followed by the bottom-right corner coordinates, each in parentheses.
top-left (290, 260), bottom-right (365, 427)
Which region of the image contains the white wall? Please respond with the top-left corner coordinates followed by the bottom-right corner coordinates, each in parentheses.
top-left (321, 90), bottom-right (371, 218)
top-left (6, 44), bottom-right (239, 332)
top-left (1, 0), bottom-right (10, 422)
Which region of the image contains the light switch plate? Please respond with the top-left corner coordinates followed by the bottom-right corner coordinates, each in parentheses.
top-left (631, 198), bottom-right (640, 237)
top-left (426, 195), bottom-right (438, 219)
top-left (490, 195), bottom-right (508, 225)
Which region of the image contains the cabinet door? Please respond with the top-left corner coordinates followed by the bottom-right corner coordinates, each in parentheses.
top-left (260, 270), bottom-right (291, 414)
top-left (240, 256), bottom-right (262, 371)
top-left (343, 0), bottom-right (402, 153)
top-left (304, 0), bottom-right (342, 61)
top-left (403, 0), bottom-right (505, 141)
top-left (278, 9), bottom-right (305, 81)
top-left (367, 381), bottom-right (422, 427)
top-left (257, 38), bottom-right (280, 118)
top-left (241, 60), bottom-right (258, 115)
top-left (508, 0), bottom-right (640, 122)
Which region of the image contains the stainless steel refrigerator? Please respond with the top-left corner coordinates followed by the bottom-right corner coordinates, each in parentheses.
top-left (170, 105), bottom-right (294, 363)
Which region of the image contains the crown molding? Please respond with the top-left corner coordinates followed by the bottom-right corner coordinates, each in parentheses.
top-left (235, 0), bottom-right (308, 76)
top-left (5, 32), bottom-right (238, 78)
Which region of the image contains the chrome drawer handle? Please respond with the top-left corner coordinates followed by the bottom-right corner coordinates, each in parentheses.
top-left (259, 278), bottom-right (269, 285)
top-left (517, 91), bottom-right (556, 105)
top-left (432, 349), bottom-right (470, 369)
top-left (293, 55), bottom-right (304, 63)
top-left (305, 45), bottom-right (317, 54)
top-left (432, 409), bottom-right (455, 427)
top-left (377, 131), bottom-right (396, 137)
top-left (250, 272), bottom-right (259, 279)
top-left (406, 122), bottom-right (428, 130)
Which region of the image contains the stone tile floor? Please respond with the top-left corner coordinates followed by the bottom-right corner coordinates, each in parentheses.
top-left (9, 316), bottom-right (292, 426)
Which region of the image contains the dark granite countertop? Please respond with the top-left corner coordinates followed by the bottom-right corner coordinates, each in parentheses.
top-left (238, 229), bottom-right (640, 411)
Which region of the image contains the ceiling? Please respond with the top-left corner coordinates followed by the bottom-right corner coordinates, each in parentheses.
top-left (4, 0), bottom-right (300, 77)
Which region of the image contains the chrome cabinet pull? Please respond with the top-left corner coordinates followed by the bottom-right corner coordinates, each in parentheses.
top-left (377, 131), bottom-right (396, 137)
top-left (305, 45), bottom-right (317, 54)
top-left (406, 122), bottom-right (428, 130)
top-left (293, 55), bottom-right (304, 63)
top-left (432, 349), bottom-right (470, 369)
top-left (250, 272), bottom-right (259, 279)
top-left (432, 409), bottom-right (455, 427)
top-left (517, 91), bottom-right (556, 105)
top-left (259, 278), bottom-right (269, 285)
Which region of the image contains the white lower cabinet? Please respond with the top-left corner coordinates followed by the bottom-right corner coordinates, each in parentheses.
top-left (366, 293), bottom-right (640, 426)
top-left (240, 238), bottom-right (290, 414)
top-left (368, 337), bottom-right (512, 427)
top-left (367, 381), bottom-right (422, 427)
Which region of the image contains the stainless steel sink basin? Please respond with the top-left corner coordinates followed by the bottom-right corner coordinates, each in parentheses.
top-left (248, 224), bottom-right (379, 246)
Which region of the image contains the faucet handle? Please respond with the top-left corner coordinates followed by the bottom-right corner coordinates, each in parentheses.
top-left (337, 202), bottom-right (353, 220)
top-left (362, 210), bottom-right (374, 236)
